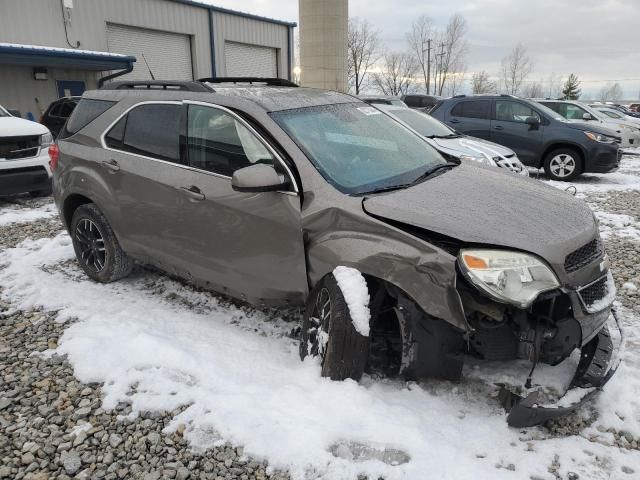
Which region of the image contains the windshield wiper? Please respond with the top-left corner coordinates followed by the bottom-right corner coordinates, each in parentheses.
top-left (361, 162), bottom-right (458, 195)
top-left (409, 162), bottom-right (458, 186)
top-left (426, 134), bottom-right (461, 139)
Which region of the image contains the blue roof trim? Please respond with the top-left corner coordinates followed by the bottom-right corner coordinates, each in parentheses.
top-left (0, 44), bottom-right (136, 71)
top-left (167, 0), bottom-right (297, 27)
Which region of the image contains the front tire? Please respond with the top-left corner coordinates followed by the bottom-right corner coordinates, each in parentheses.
top-left (70, 204), bottom-right (132, 283)
top-left (300, 274), bottom-right (370, 381)
top-left (543, 148), bottom-right (583, 181)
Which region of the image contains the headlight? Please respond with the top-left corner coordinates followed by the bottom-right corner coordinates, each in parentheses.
top-left (584, 131), bottom-right (617, 144)
top-left (459, 249), bottom-right (560, 308)
top-left (39, 132), bottom-right (53, 147)
top-left (459, 154), bottom-right (496, 167)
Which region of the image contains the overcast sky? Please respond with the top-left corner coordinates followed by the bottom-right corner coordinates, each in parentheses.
top-left (208, 0), bottom-right (640, 99)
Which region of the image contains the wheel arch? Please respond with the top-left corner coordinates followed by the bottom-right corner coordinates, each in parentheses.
top-left (542, 142), bottom-right (586, 166)
top-left (62, 193), bottom-right (93, 229)
top-left (305, 222), bottom-right (469, 333)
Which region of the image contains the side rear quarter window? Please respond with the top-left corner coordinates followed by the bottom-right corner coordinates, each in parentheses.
top-left (64, 99), bottom-right (114, 136)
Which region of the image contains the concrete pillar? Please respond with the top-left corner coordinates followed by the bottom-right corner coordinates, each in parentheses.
top-left (298, 0), bottom-right (348, 92)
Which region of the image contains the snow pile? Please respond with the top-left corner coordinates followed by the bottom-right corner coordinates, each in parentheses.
top-left (333, 266), bottom-right (370, 337)
top-left (0, 202), bottom-right (56, 226)
top-left (2, 235), bottom-right (640, 479)
top-left (595, 211), bottom-right (640, 240)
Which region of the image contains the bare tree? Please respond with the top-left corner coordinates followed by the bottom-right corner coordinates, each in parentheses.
top-left (470, 70), bottom-right (497, 94)
top-left (501, 43), bottom-right (533, 95)
top-left (444, 69), bottom-right (467, 96)
top-left (522, 81), bottom-right (544, 98)
top-left (598, 82), bottom-right (624, 102)
top-left (372, 52), bottom-right (418, 96)
top-left (432, 14), bottom-right (468, 96)
top-left (347, 18), bottom-right (381, 95)
top-left (406, 15), bottom-right (435, 94)
top-left (546, 72), bottom-right (563, 99)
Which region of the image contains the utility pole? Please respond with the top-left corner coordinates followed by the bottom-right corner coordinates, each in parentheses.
top-left (422, 38), bottom-right (432, 94)
top-left (435, 42), bottom-right (446, 95)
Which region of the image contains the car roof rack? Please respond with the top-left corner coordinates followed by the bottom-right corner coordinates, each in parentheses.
top-left (100, 81), bottom-right (212, 92)
top-left (198, 77), bottom-right (298, 87)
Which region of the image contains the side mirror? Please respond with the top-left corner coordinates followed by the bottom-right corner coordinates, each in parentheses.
top-left (524, 116), bottom-right (540, 130)
top-left (231, 164), bottom-right (290, 193)
top-left (582, 113), bottom-right (594, 121)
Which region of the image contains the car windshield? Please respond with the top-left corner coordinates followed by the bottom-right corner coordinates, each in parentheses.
top-left (271, 102), bottom-right (446, 194)
top-left (0, 106), bottom-right (10, 117)
top-left (390, 109), bottom-right (456, 137)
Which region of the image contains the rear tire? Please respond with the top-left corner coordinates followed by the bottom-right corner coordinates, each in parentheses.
top-left (543, 148), bottom-right (583, 181)
top-left (70, 203), bottom-right (132, 283)
top-left (300, 274), bottom-right (370, 381)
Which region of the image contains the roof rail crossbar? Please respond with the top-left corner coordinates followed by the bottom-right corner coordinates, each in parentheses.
top-left (100, 81), bottom-right (212, 92)
top-left (198, 77), bottom-right (298, 87)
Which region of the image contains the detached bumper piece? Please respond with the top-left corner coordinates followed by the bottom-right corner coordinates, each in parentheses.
top-left (500, 311), bottom-right (623, 428)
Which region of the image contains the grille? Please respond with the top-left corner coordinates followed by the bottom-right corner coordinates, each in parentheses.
top-left (0, 136), bottom-right (40, 160)
top-left (564, 238), bottom-right (603, 273)
top-left (578, 276), bottom-right (608, 310)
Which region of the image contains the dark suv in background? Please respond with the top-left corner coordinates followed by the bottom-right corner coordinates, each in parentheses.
top-left (41, 97), bottom-right (80, 138)
top-left (430, 95), bottom-right (622, 181)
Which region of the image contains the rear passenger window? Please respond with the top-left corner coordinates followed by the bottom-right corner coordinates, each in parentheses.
top-left (65, 99), bottom-right (114, 135)
top-left (59, 102), bottom-right (76, 118)
top-left (403, 96), bottom-right (420, 107)
top-left (49, 103), bottom-right (63, 117)
top-left (187, 104), bottom-right (274, 177)
top-left (495, 101), bottom-right (540, 123)
top-left (106, 104), bottom-right (182, 163)
top-left (450, 101), bottom-right (490, 119)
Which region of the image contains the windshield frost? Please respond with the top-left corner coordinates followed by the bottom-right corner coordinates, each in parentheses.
top-left (271, 103), bottom-right (445, 194)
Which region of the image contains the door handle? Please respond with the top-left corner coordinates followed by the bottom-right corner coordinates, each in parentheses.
top-left (450, 118), bottom-right (460, 124)
top-left (494, 125), bottom-right (504, 131)
top-left (180, 185), bottom-right (205, 201)
top-left (101, 159), bottom-right (120, 172)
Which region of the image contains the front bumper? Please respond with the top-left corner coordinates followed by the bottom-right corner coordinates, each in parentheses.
top-left (500, 309), bottom-right (623, 427)
top-left (584, 144), bottom-right (621, 173)
top-left (0, 149), bottom-right (52, 195)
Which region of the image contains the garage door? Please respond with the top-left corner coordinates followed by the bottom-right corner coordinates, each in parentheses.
top-left (225, 41), bottom-right (277, 77)
top-left (107, 24), bottom-right (193, 81)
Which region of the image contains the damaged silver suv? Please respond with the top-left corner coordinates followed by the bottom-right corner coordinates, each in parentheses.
top-left (52, 78), bottom-right (621, 427)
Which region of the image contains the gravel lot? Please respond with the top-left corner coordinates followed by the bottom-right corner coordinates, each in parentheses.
top-left (1, 156), bottom-right (639, 479)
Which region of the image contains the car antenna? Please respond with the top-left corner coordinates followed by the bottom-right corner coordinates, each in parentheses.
top-left (141, 53), bottom-right (156, 80)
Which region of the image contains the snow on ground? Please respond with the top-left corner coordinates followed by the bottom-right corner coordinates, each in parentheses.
top-left (1, 152), bottom-right (639, 479)
top-left (537, 155), bottom-right (640, 194)
top-left (0, 201), bottom-right (56, 226)
top-left (3, 234), bottom-right (640, 480)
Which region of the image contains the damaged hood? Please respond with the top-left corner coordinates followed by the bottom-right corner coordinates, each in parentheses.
top-left (362, 163), bottom-right (597, 271)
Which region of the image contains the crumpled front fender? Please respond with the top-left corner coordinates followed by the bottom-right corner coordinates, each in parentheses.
top-left (304, 206), bottom-right (469, 332)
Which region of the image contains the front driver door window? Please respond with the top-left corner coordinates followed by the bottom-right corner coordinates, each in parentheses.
top-left (177, 102), bottom-right (306, 305)
top-left (491, 100), bottom-right (543, 166)
top-left (187, 104), bottom-right (276, 177)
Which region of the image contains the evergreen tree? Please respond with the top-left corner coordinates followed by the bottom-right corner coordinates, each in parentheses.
top-left (562, 73), bottom-right (582, 100)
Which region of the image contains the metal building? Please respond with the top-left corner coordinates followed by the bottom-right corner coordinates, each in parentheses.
top-left (0, 0), bottom-right (296, 119)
